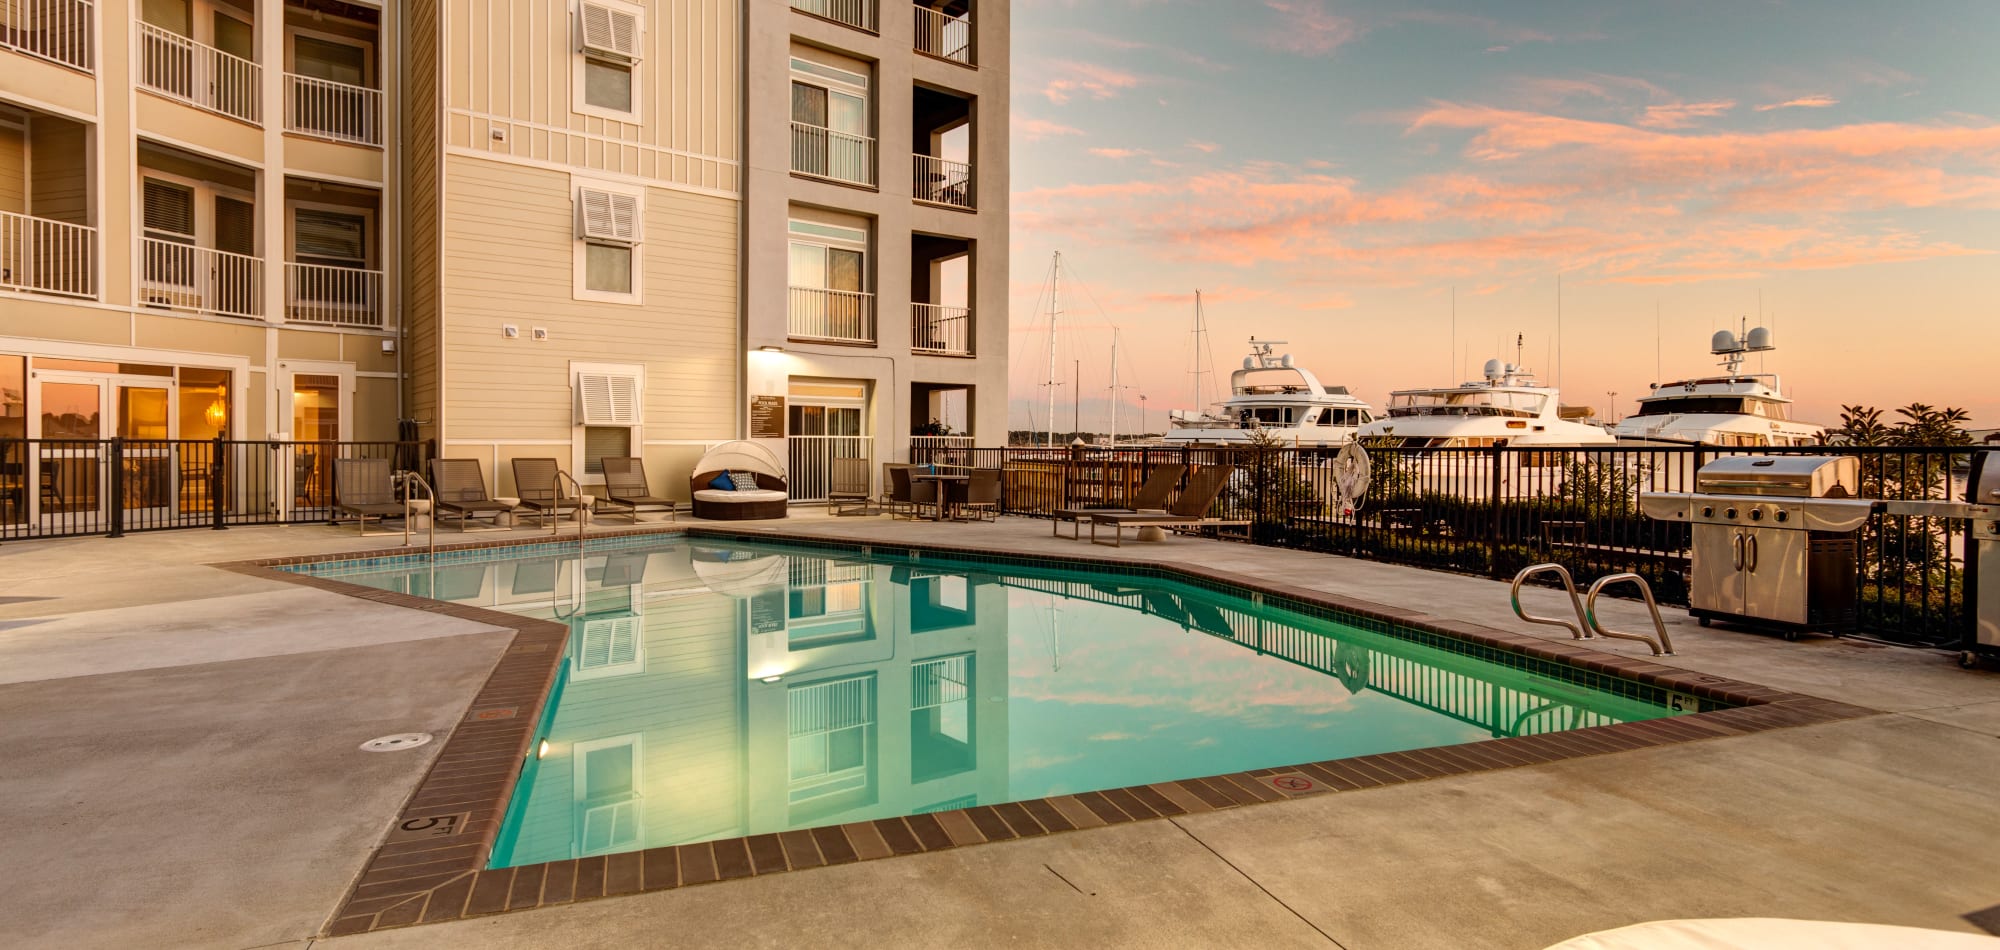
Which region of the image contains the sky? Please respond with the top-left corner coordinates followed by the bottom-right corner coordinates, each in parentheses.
top-left (1002, 0), bottom-right (2000, 435)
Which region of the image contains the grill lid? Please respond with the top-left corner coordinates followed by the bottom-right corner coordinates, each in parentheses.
top-left (1694, 455), bottom-right (1859, 498)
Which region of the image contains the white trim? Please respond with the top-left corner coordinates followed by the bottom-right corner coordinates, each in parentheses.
top-left (442, 144), bottom-right (739, 201)
top-left (568, 360), bottom-right (643, 482)
top-left (274, 358), bottom-right (356, 440)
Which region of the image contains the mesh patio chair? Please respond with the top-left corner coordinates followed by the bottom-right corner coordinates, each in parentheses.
top-left (429, 458), bottom-right (514, 531)
top-left (598, 457), bottom-right (677, 523)
top-left (962, 467), bottom-right (1002, 521)
top-left (512, 457), bottom-right (583, 527)
top-left (1088, 464), bottom-right (1248, 547)
top-left (827, 457), bottom-right (872, 515)
top-left (888, 464), bottom-right (938, 521)
top-left (334, 457), bottom-right (407, 536)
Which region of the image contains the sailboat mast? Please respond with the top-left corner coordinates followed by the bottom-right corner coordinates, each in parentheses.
top-left (1190, 290), bottom-right (1207, 415)
top-left (1108, 329), bottom-right (1120, 446)
top-left (1045, 251), bottom-right (1061, 449)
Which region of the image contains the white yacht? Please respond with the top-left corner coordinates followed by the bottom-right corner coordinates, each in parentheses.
top-left (1164, 339), bottom-right (1378, 448)
top-left (1614, 327), bottom-right (1824, 447)
top-left (1358, 358), bottom-right (1616, 448)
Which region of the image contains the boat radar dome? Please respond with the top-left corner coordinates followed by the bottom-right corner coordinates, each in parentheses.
top-left (1744, 326), bottom-right (1773, 350)
top-left (1482, 358), bottom-right (1504, 381)
top-left (1243, 356), bottom-right (1256, 370)
top-left (1280, 353), bottom-right (1295, 368)
top-left (1711, 329), bottom-right (1738, 354)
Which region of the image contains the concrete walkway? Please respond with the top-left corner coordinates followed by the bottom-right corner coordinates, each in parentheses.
top-left (0, 513), bottom-right (1995, 950)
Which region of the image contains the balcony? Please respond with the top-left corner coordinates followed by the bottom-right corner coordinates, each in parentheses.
top-left (137, 22), bottom-right (261, 125)
top-left (912, 303), bottom-right (971, 356)
top-left (792, 0), bottom-right (874, 32)
top-left (913, 2), bottom-right (971, 65)
top-left (286, 262), bottom-right (382, 327)
top-left (0, 211), bottom-right (94, 299)
top-left (791, 122), bottom-right (875, 187)
top-left (789, 286), bottom-right (876, 344)
top-left (139, 238), bottom-right (262, 319)
top-left (912, 155), bottom-right (972, 209)
top-left (1, 0), bottom-right (94, 72)
top-left (284, 73), bottom-right (382, 146)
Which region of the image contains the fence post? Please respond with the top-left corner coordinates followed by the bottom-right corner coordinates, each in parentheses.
top-left (107, 437), bottom-right (125, 538)
top-left (1487, 445), bottom-right (1505, 578)
top-left (211, 434), bottom-right (227, 531)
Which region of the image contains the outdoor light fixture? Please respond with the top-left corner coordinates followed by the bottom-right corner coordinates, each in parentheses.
top-left (758, 345), bottom-right (784, 353)
top-left (538, 740), bottom-right (550, 759)
top-left (760, 675), bottom-right (782, 683)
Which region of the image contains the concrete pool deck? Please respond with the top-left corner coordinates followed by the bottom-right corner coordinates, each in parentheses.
top-left (1, 513), bottom-right (1996, 949)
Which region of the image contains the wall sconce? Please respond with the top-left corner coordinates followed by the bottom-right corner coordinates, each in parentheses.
top-left (204, 396), bottom-right (227, 427)
top-left (758, 345), bottom-right (784, 353)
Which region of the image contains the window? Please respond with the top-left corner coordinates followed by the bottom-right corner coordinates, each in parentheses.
top-left (787, 218), bottom-right (870, 342)
top-left (572, 363), bottom-right (642, 483)
top-left (571, 735), bottom-right (643, 856)
top-left (789, 56), bottom-right (871, 183)
top-left (572, 181), bottom-right (642, 301)
top-left (575, 0), bottom-right (642, 117)
top-left (293, 208), bottom-right (367, 268)
top-left (143, 178), bottom-right (196, 245)
top-left (574, 616), bottom-right (642, 678)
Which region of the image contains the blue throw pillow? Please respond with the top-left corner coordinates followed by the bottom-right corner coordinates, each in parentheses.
top-left (710, 472), bottom-right (736, 491)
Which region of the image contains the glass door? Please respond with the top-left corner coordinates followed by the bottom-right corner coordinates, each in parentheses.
top-left (117, 378), bottom-right (178, 524)
top-left (281, 370), bottom-right (344, 514)
top-left (31, 373), bottom-right (107, 530)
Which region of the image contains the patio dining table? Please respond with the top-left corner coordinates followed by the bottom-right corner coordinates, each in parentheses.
top-left (911, 471), bottom-right (970, 521)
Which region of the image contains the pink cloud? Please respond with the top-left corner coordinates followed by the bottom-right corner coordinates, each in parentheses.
top-left (1087, 147), bottom-right (1148, 159)
top-left (1040, 61), bottom-right (1143, 104)
top-left (1013, 115), bottom-right (1084, 142)
top-left (1185, 140), bottom-right (1222, 153)
top-left (1252, 0), bottom-right (1363, 56)
top-left (1756, 95), bottom-right (1839, 112)
top-left (1635, 100), bottom-right (1736, 129)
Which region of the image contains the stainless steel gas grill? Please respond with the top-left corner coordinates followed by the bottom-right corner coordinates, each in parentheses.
top-left (1640, 456), bottom-right (1875, 637)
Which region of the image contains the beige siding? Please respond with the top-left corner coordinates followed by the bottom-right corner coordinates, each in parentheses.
top-left (404, 0), bottom-right (445, 441)
top-left (437, 153), bottom-right (737, 443)
top-left (441, 0), bottom-right (740, 193)
top-left (29, 117), bottom-right (88, 225)
top-left (0, 122), bottom-right (22, 214)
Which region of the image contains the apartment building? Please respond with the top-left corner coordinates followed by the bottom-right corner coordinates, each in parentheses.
top-left (2, 0), bottom-right (1008, 514)
top-left (1, 0), bottom-right (400, 516)
top-left (745, 0), bottom-right (1008, 500)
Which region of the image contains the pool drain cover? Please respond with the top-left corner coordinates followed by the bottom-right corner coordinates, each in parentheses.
top-left (360, 732), bottom-right (434, 752)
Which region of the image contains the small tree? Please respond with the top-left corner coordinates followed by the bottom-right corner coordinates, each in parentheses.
top-left (1831, 403), bottom-right (1974, 612)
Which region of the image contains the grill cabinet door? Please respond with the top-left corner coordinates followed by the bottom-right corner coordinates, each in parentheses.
top-left (1742, 526), bottom-right (1808, 624)
top-left (1691, 523), bottom-right (1744, 616)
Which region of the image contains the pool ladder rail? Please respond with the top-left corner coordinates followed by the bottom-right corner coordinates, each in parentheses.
top-left (399, 470), bottom-right (437, 556)
top-left (1510, 563), bottom-right (1676, 657)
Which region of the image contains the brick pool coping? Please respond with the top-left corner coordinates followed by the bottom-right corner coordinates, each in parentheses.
top-left (217, 523), bottom-right (1879, 938)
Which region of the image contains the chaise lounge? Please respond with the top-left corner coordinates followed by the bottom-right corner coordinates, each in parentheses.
top-left (689, 441), bottom-right (789, 520)
top-left (1087, 464), bottom-right (1246, 547)
top-left (333, 457), bottom-right (408, 536)
top-left (1053, 463), bottom-right (1186, 539)
top-left (429, 458), bottom-right (516, 530)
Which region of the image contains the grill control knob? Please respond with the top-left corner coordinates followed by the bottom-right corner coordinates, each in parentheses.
top-left (1701, 505), bottom-right (1714, 518)
top-left (1749, 508), bottom-right (1764, 522)
top-left (1775, 509), bottom-right (1790, 523)
top-left (1725, 507), bottom-right (1738, 520)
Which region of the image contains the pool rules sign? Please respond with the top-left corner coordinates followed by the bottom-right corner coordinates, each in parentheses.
top-left (751, 396), bottom-right (785, 438)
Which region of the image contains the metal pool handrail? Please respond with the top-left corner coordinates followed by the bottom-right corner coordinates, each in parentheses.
top-left (401, 470), bottom-right (437, 556)
top-left (553, 468), bottom-right (585, 550)
top-left (1584, 573), bottom-right (1676, 656)
top-left (1509, 563), bottom-right (1593, 640)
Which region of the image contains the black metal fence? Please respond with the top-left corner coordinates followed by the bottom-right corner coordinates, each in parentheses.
top-left (1, 438), bottom-right (430, 540)
top-left (916, 443), bottom-right (1993, 648)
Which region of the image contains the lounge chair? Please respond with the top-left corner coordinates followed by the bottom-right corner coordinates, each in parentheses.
top-left (333, 457), bottom-right (407, 536)
top-left (1088, 464), bottom-right (1247, 547)
top-left (512, 458), bottom-right (583, 527)
top-left (597, 457), bottom-right (677, 523)
top-left (888, 464), bottom-right (939, 521)
top-left (689, 441), bottom-right (788, 520)
top-left (429, 458), bottom-right (515, 530)
top-left (827, 456), bottom-right (872, 515)
top-left (1053, 463), bottom-right (1186, 539)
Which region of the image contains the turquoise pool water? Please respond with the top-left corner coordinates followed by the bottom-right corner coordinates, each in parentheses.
top-left (298, 537), bottom-right (1677, 868)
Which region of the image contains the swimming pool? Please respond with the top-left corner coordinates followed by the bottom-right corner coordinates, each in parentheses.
top-left (297, 535), bottom-right (1687, 869)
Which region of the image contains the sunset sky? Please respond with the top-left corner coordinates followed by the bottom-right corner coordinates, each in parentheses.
top-left (1003, 0), bottom-right (2000, 434)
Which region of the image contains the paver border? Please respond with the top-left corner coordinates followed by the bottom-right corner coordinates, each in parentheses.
top-left (218, 522), bottom-right (1878, 937)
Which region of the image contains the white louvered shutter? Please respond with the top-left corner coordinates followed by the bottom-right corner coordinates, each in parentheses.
top-left (142, 179), bottom-right (196, 242)
top-left (579, 2), bottom-right (641, 61)
top-left (575, 373), bottom-right (641, 425)
top-left (577, 617), bottom-right (640, 671)
top-left (576, 188), bottom-right (640, 244)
